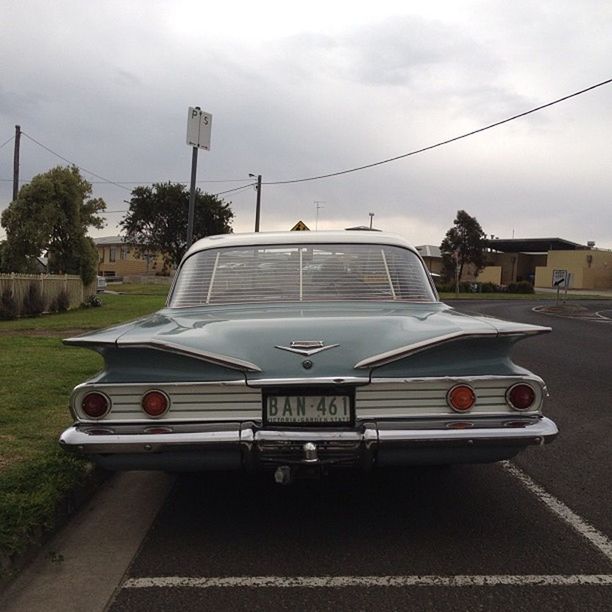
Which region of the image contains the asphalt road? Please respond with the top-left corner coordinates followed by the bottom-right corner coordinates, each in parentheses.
top-left (107, 299), bottom-right (612, 611)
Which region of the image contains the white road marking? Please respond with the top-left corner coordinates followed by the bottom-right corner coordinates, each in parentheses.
top-left (531, 306), bottom-right (612, 322)
top-left (594, 311), bottom-right (612, 321)
top-left (123, 575), bottom-right (612, 589)
top-left (502, 461), bottom-right (612, 563)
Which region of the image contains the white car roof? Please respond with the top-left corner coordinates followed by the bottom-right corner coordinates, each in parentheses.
top-left (185, 230), bottom-right (419, 258)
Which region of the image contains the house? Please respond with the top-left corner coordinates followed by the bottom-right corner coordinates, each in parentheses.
top-left (479, 238), bottom-right (612, 290)
top-left (94, 236), bottom-right (168, 278)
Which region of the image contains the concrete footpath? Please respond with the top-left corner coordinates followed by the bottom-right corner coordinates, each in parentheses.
top-left (0, 472), bottom-right (174, 612)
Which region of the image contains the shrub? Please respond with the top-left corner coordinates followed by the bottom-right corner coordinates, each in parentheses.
top-left (22, 282), bottom-right (46, 316)
top-left (81, 294), bottom-right (102, 308)
top-left (49, 289), bottom-right (70, 313)
top-left (479, 282), bottom-right (501, 293)
top-left (434, 281), bottom-right (475, 293)
top-left (507, 281), bottom-right (534, 294)
top-left (0, 287), bottom-right (19, 320)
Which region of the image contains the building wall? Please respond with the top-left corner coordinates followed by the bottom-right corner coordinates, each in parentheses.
top-left (535, 249), bottom-right (612, 289)
top-left (97, 244), bottom-right (168, 277)
top-left (482, 253), bottom-right (546, 285)
top-left (421, 256), bottom-right (443, 275)
top-left (478, 266), bottom-right (502, 284)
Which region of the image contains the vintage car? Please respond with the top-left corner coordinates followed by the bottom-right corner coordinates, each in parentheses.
top-left (60, 231), bottom-right (557, 481)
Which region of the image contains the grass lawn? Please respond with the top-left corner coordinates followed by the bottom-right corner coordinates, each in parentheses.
top-left (107, 281), bottom-right (171, 296)
top-left (0, 287), bottom-right (166, 563)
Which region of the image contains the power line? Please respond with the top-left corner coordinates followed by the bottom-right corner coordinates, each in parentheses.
top-left (10, 132), bottom-right (252, 189)
top-left (263, 76), bottom-right (612, 186)
top-left (213, 183), bottom-right (257, 197)
top-left (0, 177), bottom-right (253, 185)
top-left (0, 136), bottom-right (15, 150)
top-left (98, 183), bottom-right (256, 217)
top-left (88, 178), bottom-right (252, 184)
top-left (22, 132), bottom-right (133, 191)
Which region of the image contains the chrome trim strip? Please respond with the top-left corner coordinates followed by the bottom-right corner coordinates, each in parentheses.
top-left (274, 343), bottom-right (340, 357)
top-left (60, 417), bottom-right (558, 456)
top-left (254, 430), bottom-right (366, 443)
top-left (247, 377), bottom-right (370, 387)
top-left (72, 380), bottom-right (247, 389)
top-left (64, 337), bottom-right (117, 347)
top-left (354, 331), bottom-right (498, 369)
top-left (60, 425), bottom-right (241, 453)
top-left (498, 326), bottom-right (551, 336)
top-left (377, 417), bottom-right (558, 444)
top-left (118, 340), bottom-right (262, 372)
top-left (368, 374), bottom-right (547, 387)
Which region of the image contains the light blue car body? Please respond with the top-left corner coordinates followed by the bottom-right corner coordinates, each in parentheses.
top-left (60, 231), bottom-right (557, 475)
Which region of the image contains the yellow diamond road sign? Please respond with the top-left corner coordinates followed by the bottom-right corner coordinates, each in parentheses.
top-left (291, 220), bottom-right (310, 231)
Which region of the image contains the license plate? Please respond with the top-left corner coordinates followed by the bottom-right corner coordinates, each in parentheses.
top-left (266, 395), bottom-right (351, 424)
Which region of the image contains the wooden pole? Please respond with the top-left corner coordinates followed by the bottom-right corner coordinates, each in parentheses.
top-left (12, 125), bottom-right (21, 201)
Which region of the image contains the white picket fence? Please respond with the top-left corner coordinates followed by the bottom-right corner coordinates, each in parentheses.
top-left (0, 273), bottom-right (95, 313)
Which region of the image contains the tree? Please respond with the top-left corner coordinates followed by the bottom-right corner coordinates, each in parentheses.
top-left (0, 241), bottom-right (9, 273)
top-left (440, 210), bottom-right (487, 281)
top-left (1, 166), bottom-right (106, 283)
top-left (120, 182), bottom-right (234, 268)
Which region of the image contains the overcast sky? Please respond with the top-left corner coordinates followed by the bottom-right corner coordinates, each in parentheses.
top-left (2, 0), bottom-right (612, 248)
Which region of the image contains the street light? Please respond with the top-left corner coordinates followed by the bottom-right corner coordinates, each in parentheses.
top-left (249, 173), bottom-right (262, 232)
top-left (369, 212), bottom-right (375, 229)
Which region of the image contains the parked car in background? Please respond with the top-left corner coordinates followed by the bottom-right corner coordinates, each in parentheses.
top-left (96, 276), bottom-right (107, 293)
top-left (60, 231), bottom-right (557, 482)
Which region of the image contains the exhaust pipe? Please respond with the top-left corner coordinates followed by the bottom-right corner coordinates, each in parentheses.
top-left (274, 465), bottom-right (293, 485)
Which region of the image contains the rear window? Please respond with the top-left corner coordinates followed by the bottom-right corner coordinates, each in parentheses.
top-left (169, 243), bottom-right (436, 307)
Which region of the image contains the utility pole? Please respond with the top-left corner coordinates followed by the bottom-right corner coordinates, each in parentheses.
top-left (186, 144), bottom-right (198, 247)
top-left (250, 174), bottom-right (262, 232)
top-left (314, 201), bottom-right (325, 230)
top-left (12, 125), bottom-right (21, 201)
top-left (368, 212), bottom-right (374, 229)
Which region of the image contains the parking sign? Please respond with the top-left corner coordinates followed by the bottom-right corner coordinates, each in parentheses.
top-left (186, 107), bottom-right (212, 150)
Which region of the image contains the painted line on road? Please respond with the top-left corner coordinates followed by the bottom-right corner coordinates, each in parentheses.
top-left (594, 311), bottom-right (612, 321)
top-left (123, 575), bottom-right (612, 589)
top-left (502, 461), bottom-right (612, 563)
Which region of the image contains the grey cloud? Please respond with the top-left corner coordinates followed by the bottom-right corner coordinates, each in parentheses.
top-left (0, 86), bottom-right (45, 118)
top-left (113, 69), bottom-right (143, 87)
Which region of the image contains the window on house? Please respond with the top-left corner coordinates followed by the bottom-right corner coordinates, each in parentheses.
top-left (110, 247), bottom-right (117, 262)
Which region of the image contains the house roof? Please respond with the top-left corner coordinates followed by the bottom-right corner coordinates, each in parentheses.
top-left (93, 235), bottom-right (125, 246)
top-left (486, 237), bottom-right (587, 253)
top-left (416, 245), bottom-right (442, 258)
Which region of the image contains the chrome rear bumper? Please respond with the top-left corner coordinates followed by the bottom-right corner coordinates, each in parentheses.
top-left (59, 417), bottom-right (558, 470)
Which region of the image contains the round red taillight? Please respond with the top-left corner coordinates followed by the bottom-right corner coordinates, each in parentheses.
top-left (81, 392), bottom-right (110, 419)
top-left (447, 385), bottom-right (476, 412)
top-left (141, 390), bottom-right (170, 418)
top-left (506, 384), bottom-right (536, 411)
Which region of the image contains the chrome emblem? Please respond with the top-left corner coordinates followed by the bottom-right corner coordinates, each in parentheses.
top-left (275, 340), bottom-right (339, 357)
